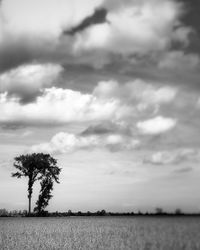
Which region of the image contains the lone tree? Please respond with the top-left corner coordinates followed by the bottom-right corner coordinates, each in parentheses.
top-left (12, 153), bottom-right (61, 215)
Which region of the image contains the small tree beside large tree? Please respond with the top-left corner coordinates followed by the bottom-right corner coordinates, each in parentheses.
top-left (12, 153), bottom-right (61, 215)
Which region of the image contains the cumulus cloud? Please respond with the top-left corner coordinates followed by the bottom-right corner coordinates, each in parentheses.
top-left (0, 63), bottom-right (63, 103)
top-left (30, 131), bottom-right (139, 154)
top-left (137, 116), bottom-right (177, 135)
top-left (0, 87), bottom-right (118, 127)
top-left (94, 79), bottom-right (177, 107)
top-left (0, 78), bottom-right (177, 128)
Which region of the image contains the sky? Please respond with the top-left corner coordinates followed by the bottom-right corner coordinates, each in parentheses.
top-left (0, 0), bottom-right (200, 213)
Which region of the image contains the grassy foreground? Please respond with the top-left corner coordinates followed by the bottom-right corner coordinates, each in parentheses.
top-left (0, 216), bottom-right (200, 250)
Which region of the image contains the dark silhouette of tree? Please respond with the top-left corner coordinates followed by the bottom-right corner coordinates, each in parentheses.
top-left (12, 154), bottom-right (43, 214)
top-left (175, 208), bottom-right (183, 215)
top-left (155, 207), bottom-right (164, 215)
top-left (34, 177), bottom-right (53, 214)
top-left (67, 209), bottom-right (72, 216)
top-left (12, 153), bottom-right (61, 215)
top-left (34, 155), bottom-right (61, 215)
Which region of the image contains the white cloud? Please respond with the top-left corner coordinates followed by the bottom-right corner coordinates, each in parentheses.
top-left (94, 79), bottom-right (177, 116)
top-left (0, 87), bottom-right (119, 126)
top-left (0, 78), bottom-right (178, 128)
top-left (93, 80), bottom-right (119, 99)
top-left (137, 116), bottom-right (176, 134)
top-left (22, 130), bottom-right (33, 137)
top-left (146, 148), bottom-right (200, 165)
top-left (0, 63), bottom-right (63, 102)
top-left (147, 151), bottom-right (176, 165)
top-left (94, 79), bottom-right (177, 104)
top-left (141, 86), bottom-right (177, 105)
top-left (30, 132), bottom-right (140, 154)
top-left (0, 64), bottom-right (62, 87)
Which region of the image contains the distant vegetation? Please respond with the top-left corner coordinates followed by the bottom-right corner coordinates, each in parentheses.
top-left (1, 208), bottom-right (200, 217)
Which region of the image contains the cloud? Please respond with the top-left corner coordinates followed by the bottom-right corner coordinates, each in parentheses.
top-left (0, 87), bottom-right (119, 127)
top-left (0, 63), bottom-right (63, 103)
top-left (22, 130), bottom-right (33, 137)
top-left (81, 121), bottom-right (131, 136)
top-left (73, 0), bottom-right (191, 55)
top-left (0, 0), bottom-right (193, 71)
top-left (173, 167), bottom-right (193, 174)
top-left (0, 0), bottom-right (104, 71)
top-left (137, 116), bottom-right (177, 135)
top-left (65, 8), bottom-right (107, 35)
top-left (30, 131), bottom-right (139, 154)
top-left (1, 0), bottom-right (103, 37)
top-left (145, 148), bottom-right (200, 165)
top-left (172, 26), bottom-right (192, 47)
top-left (158, 51), bottom-right (200, 70)
top-left (93, 79), bottom-right (177, 106)
top-left (0, 77), bottom-right (178, 129)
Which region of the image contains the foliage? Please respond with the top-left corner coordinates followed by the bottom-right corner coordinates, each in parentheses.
top-left (12, 154), bottom-right (44, 208)
top-left (12, 153), bottom-right (61, 214)
top-left (34, 177), bottom-right (53, 214)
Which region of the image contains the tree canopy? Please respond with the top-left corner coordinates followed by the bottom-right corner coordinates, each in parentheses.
top-left (12, 153), bottom-right (61, 215)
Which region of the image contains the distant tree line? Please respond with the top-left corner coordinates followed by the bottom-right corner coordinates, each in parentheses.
top-left (0, 209), bottom-right (28, 217)
top-left (1, 208), bottom-right (200, 217)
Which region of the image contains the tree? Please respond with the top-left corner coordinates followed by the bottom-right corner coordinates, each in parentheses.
top-left (175, 208), bottom-right (182, 215)
top-left (34, 176), bottom-right (54, 214)
top-left (0, 209), bottom-right (8, 217)
top-left (12, 153), bottom-right (61, 215)
top-left (155, 207), bottom-right (164, 215)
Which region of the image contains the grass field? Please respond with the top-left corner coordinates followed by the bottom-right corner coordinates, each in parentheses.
top-left (0, 216), bottom-right (200, 250)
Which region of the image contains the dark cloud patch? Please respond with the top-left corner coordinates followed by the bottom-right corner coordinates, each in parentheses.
top-left (0, 123), bottom-right (26, 130)
top-left (0, 40), bottom-right (33, 73)
top-left (181, 0), bottom-right (200, 34)
top-left (81, 122), bottom-right (116, 136)
top-left (63, 8), bottom-right (107, 36)
top-left (0, 36), bottom-right (57, 73)
top-left (7, 88), bottom-right (43, 104)
top-left (173, 166), bottom-right (193, 174)
top-left (0, 119), bottom-right (66, 130)
top-left (81, 122), bottom-right (131, 136)
top-left (180, 0), bottom-right (200, 54)
top-left (0, 33), bottom-right (73, 73)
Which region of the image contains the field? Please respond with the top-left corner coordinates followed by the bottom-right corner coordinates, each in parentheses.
top-left (0, 216), bottom-right (200, 250)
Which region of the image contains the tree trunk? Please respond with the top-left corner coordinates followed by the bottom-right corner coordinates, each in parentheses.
top-left (28, 177), bottom-right (33, 215)
top-left (28, 195), bottom-right (31, 215)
